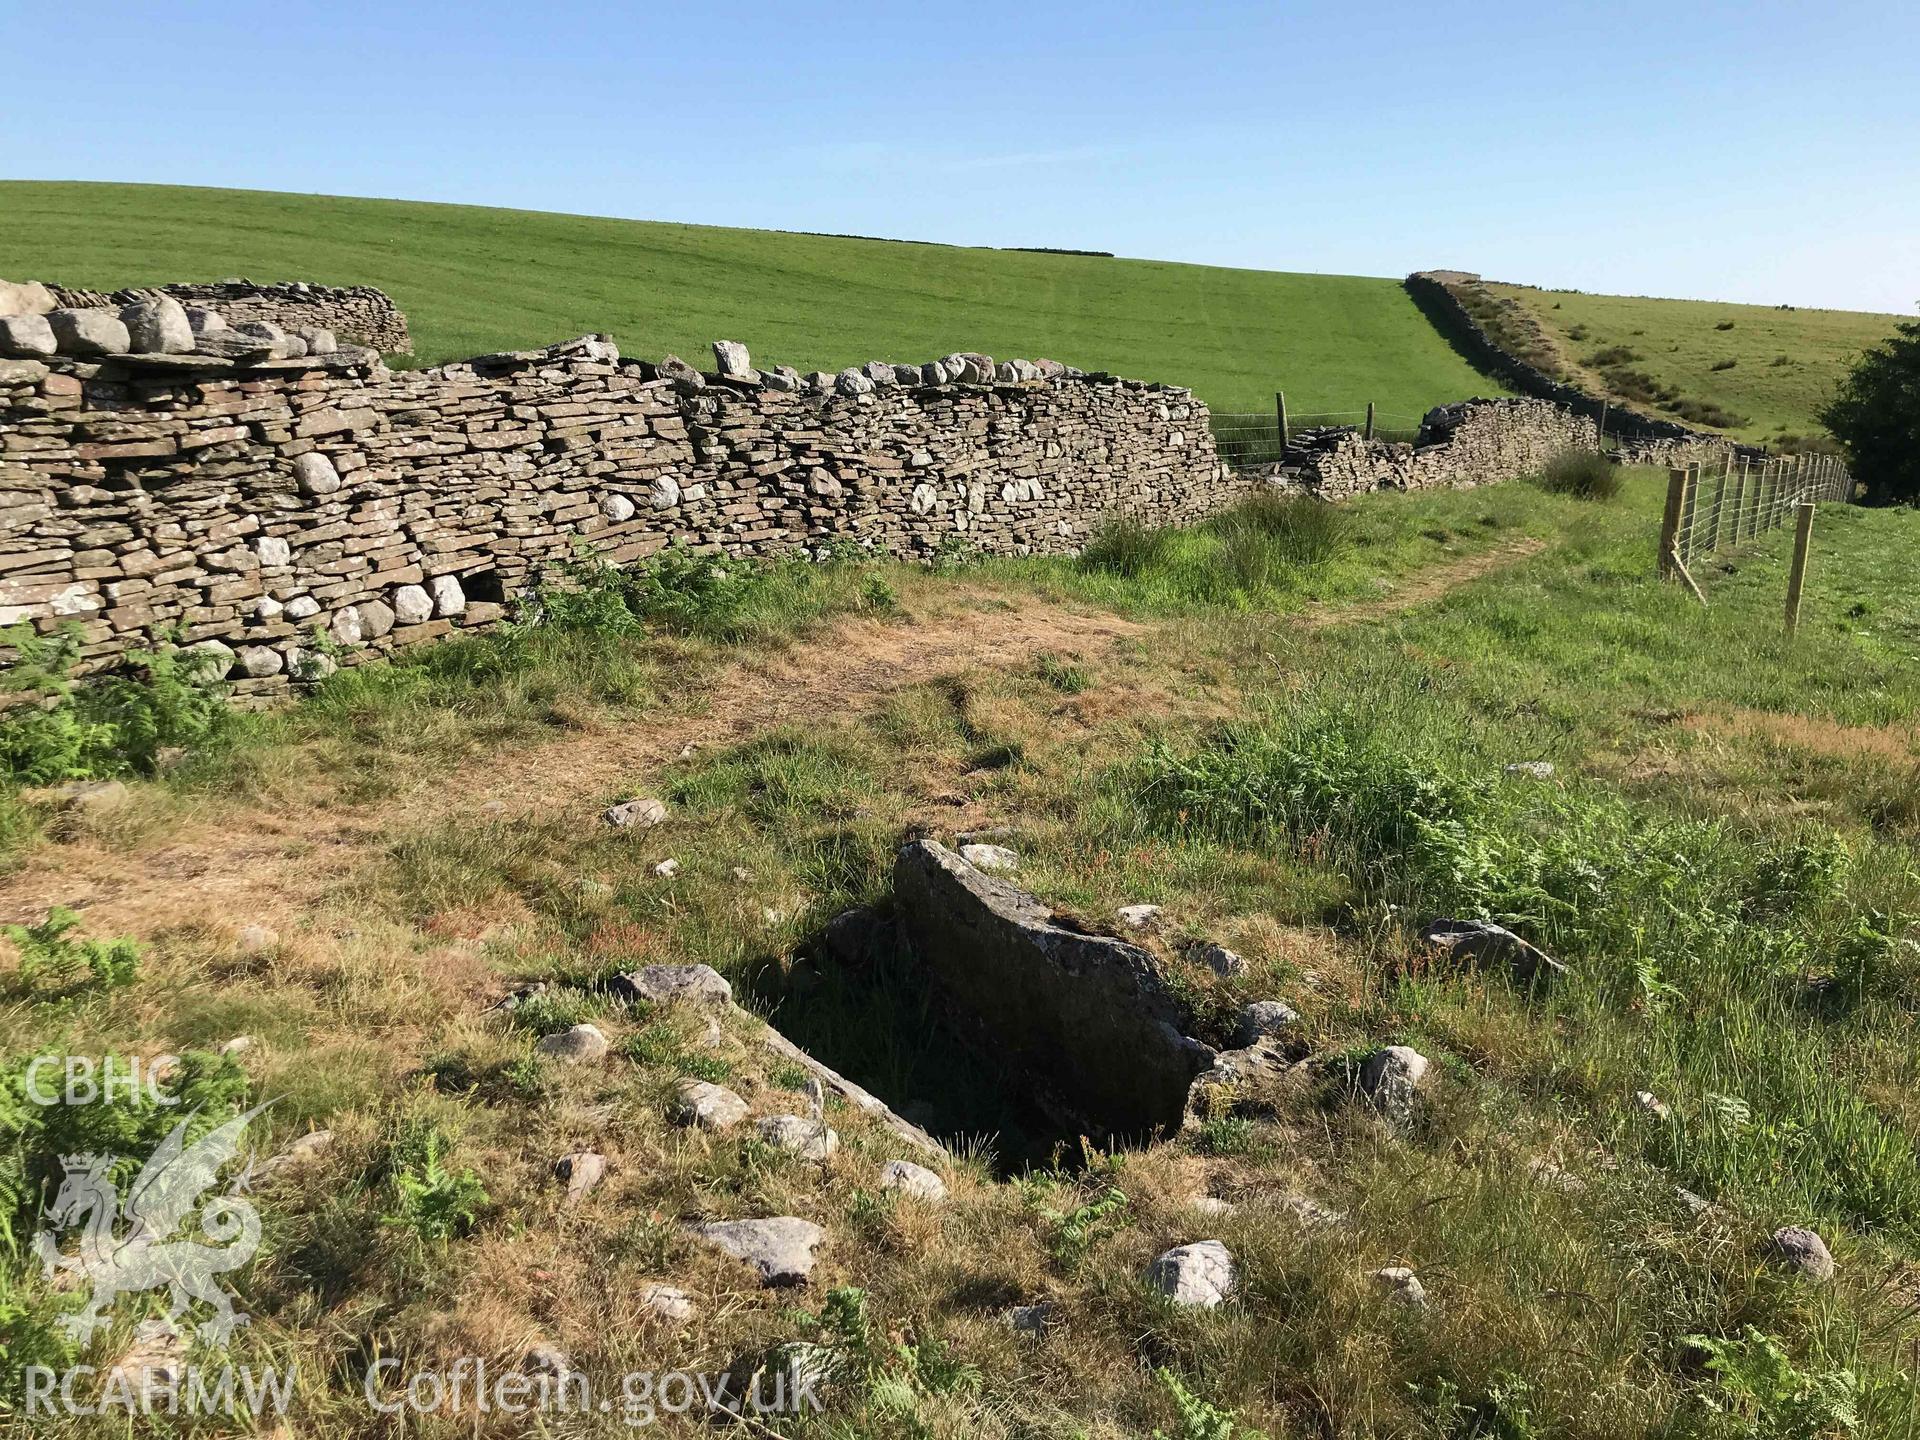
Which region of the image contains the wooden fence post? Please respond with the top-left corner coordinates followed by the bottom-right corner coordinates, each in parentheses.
top-left (1275, 391), bottom-right (1288, 452)
top-left (1784, 501), bottom-right (1816, 635)
top-left (1364, 401), bottom-right (1376, 441)
top-left (1659, 468), bottom-right (1687, 579)
top-left (1709, 466), bottom-right (1729, 551)
top-left (1596, 401), bottom-right (1608, 452)
top-left (1729, 459), bottom-right (1747, 547)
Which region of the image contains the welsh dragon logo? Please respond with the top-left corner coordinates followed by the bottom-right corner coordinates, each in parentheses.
top-left (32, 1104), bottom-right (270, 1344)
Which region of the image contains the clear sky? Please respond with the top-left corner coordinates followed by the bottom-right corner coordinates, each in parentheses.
top-left (5, 0), bottom-right (1914, 315)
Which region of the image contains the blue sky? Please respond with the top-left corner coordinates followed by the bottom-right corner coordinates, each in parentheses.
top-left (6, 0), bottom-right (1915, 314)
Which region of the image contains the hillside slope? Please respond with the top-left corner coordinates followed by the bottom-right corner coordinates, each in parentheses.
top-left (1480, 280), bottom-right (1902, 446)
top-left (0, 181), bottom-right (1502, 418)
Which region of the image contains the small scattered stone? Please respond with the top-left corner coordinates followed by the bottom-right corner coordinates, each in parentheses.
top-left (1771, 1225), bottom-right (1835, 1282)
top-left (1185, 940), bottom-right (1247, 977)
top-left (43, 778), bottom-right (130, 814)
top-left (1235, 1000), bottom-right (1300, 1046)
top-left (255, 1129), bottom-right (335, 1182)
top-left (1634, 1090), bottom-right (1671, 1121)
top-left (1370, 1266), bottom-right (1428, 1308)
top-left (554, 1150), bottom-right (607, 1204)
top-left (1275, 1193), bottom-right (1346, 1229)
top-left (107, 1326), bottom-right (187, 1407)
top-left (1676, 1187), bottom-right (1715, 1216)
top-left (959, 843), bottom-right (1019, 873)
top-left (653, 858), bottom-right (680, 878)
top-left (878, 1159), bottom-right (946, 1201)
top-left (522, 1344), bottom-right (572, 1377)
top-left (218, 1035), bottom-right (254, 1057)
top-left (612, 963), bottom-right (733, 1007)
top-left (689, 1216), bottom-right (825, 1287)
top-left (1145, 1240), bottom-right (1237, 1309)
top-left (1527, 1157), bottom-right (1586, 1194)
top-left (756, 1114), bottom-right (839, 1160)
top-left (534, 1023), bottom-right (609, 1064)
top-left (1190, 1195), bottom-right (1235, 1217)
top-left (1116, 904), bottom-right (1163, 929)
top-left (235, 922), bottom-right (279, 953)
top-left (1008, 1302), bottom-right (1055, 1334)
top-left (603, 796), bottom-right (668, 829)
top-left (640, 1283), bottom-right (695, 1320)
top-left (672, 1080), bottom-right (749, 1132)
top-left (1356, 1045), bottom-right (1430, 1124)
top-left (1504, 761), bottom-right (1556, 781)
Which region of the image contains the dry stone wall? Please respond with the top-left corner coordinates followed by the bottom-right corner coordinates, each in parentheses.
top-left (1405, 271), bottom-right (1750, 457)
top-left (2, 271), bottom-right (1681, 702)
top-left (0, 335), bottom-right (1233, 699)
top-left (1255, 397), bottom-right (1598, 497)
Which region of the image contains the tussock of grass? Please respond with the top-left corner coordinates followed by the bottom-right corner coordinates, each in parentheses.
top-left (1539, 448), bottom-right (1623, 500)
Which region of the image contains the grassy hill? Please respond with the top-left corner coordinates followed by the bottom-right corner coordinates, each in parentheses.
top-left (1479, 280), bottom-right (1903, 447)
top-left (0, 180), bottom-right (1502, 419)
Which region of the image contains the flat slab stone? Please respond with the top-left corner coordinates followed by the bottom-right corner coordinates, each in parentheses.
top-left (612, 963), bottom-right (732, 1007)
top-left (893, 841), bottom-right (1214, 1142)
top-left (690, 1217), bottom-right (825, 1287)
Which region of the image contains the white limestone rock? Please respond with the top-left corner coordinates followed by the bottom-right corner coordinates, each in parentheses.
top-left (878, 1159), bottom-right (947, 1201)
top-left (1145, 1240), bottom-right (1237, 1309)
top-left (534, 1023), bottom-right (609, 1064)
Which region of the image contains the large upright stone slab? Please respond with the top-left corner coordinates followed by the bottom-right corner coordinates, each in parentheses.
top-left (892, 840), bottom-right (1215, 1142)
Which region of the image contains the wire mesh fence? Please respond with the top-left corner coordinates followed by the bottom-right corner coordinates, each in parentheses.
top-left (1210, 406), bottom-right (1426, 469)
top-left (1660, 451), bottom-right (1852, 581)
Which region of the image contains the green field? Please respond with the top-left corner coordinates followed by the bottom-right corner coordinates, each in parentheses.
top-left (1485, 280), bottom-right (1904, 447)
top-left (0, 180), bottom-right (1504, 419)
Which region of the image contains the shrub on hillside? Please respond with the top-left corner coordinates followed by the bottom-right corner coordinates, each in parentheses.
top-left (1666, 397), bottom-right (1750, 429)
top-left (1538, 450), bottom-right (1622, 500)
top-left (1821, 315), bottom-right (1920, 504)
